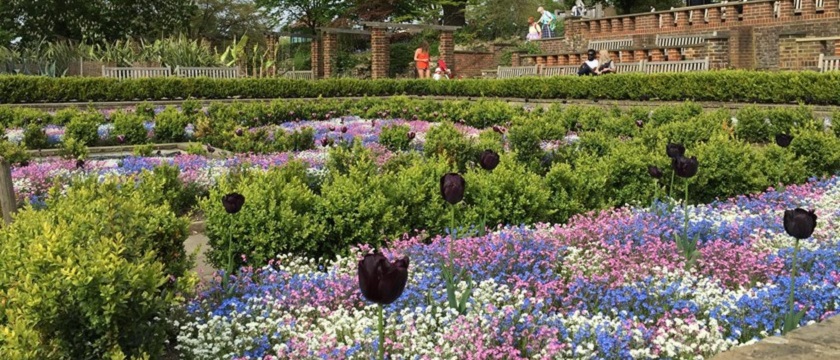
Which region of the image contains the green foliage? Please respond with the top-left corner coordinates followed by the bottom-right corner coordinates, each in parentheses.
top-left (23, 123), bottom-right (48, 149)
top-left (788, 127), bottom-right (840, 177)
top-left (112, 110), bottom-right (148, 144)
top-left (65, 111), bottom-right (103, 146)
top-left (691, 134), bottom-right (768, 203)
top-left (201, 162), bottom-right (328, 267)
top-left (58, 136), bottom-right (89, 159)
top-left (185, 142), bottom-right (208, 155)
top-left (424, 122), bottom-right (476, 170)
top-left (4, 71), bottom-right (840, 103)
top-left (153, 106), bottom-right (189, 142)
top-left (0, 176), bottom-right (195, 359)
top-left (287, 127), bottom-right (315, 151)
top-left (0, 140), bottom-right (31, 166)
top-left (544, 162), bottom-right (586, 223)
top-left (379, 123), bottom-right (412, 151)
top-left (133, 143), bottom-right (155, 157)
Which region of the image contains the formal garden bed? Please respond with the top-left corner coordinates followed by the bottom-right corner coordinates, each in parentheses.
top-left (1, 96), bottom-right (840, 358)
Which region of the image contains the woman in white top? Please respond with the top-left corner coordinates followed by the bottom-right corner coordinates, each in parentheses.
top-left (594, 49), bottom-right (615, 75)
top-left (527, 16), bottom-right (541, 40)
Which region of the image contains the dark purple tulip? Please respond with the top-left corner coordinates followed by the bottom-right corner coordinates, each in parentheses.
top-left (402, 108), bottom-right (408, 114)
top-left (479, 150), bottom-right (500, 171)
top-left (221, 193), bottom-right (245, 214)
top-left (116, 134), bottom-right (126, 144)
top-left (235, 128), bottom-right (244, 137)
top-left (648, 165), bottom-right (663, 179)
top-left (407, 132), bottom-right (416, 140)
top-left (321, 138), bottom-right (332, 147)
top-left (328, 125), bottom-right (336, 132)
top-left (635, 120), bottom-right (644, 128)
top-left (371, 119), bottom-right (376, 127)
top-left (784, 208), bottom-right (817, 239)
top-left (358, 252), bottom-right (410, 305)
top-left (414, 107), bottom-right (420, 112)
top-left (412, 115), bottom-right (419, 121)
top-left (776, 133), bottom-right (793, 148)
top-left (340, 126), bottom-right (348, 134)
top-left (433, 112), bottom-right (439, 117)
top-left (671, 156), bottom-right (699, 178)
top-left (666, 143), bottom-right (686, 159)
top-left (492, 125), bottom-right (502, 134)
top-left (18, 160), bottom-right (29, 167)
top-left (289, 111), bottom-right (295, 116)
top-left (458, 119), bottom-right (466, 124)
top-left (442, 113), bottom-right (448, 118)
top-left (440, 173), bottom-right (466, 205)
top-left (75, 159), bottom-right (85, 169)
top-left (207, 145), bottom-right (215, 153)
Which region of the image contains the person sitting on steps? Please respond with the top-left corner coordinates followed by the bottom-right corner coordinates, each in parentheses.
top-left (594, 50), bottom-right (615, 75)
top-left (577, 49), bottom-right (599, 76)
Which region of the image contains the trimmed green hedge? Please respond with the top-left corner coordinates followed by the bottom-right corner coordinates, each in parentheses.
top-left (2, 71), bottom-right (840, 104)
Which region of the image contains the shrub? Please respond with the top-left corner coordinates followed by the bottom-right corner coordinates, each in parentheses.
top-left (733, 106), bottom-right (771, 143)
top-left (691, 134), bottom-right (768, 203)
top-left (424, 122), bottom-right (476, 170)
top-left (112, 110), bottom-right (148, 144)
top-left (381, 156), bottom-right (452, 235)
top-left (185, 142), bottom-right (208, 155)
top-left (58, 137), bottom-right (89, 160)
top-left (0, 176), bottom-right (195, 359)
top-left (544, 162), bottom-right (587, 223)
top-left (0, 140), bottom-right (31, 166)
top-left (133, 143), bottom-right (155, 157)
top-left (598, 140), bottom-right (659, 207)
top-left (201, 162), bottom-right (329, 266)
top-left (23, 123), bottom-right (48, 149)
top-left (379, 123), bottom-right (412, 151)
top-left (789, 127), bottom-right (840, 177)
top-left (65, 111), bottom-right (103, 146)
top-left (287, 127), bottom-right (316, 152)
top-left (154, 106), bottom-right (190, 142)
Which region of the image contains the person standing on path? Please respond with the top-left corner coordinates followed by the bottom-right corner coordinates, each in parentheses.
top-left (537, 6), bottom-right (556, 38)
top-left (414, 41), bottom-right (431, 79)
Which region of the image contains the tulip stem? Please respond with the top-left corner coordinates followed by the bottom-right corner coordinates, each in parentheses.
top-left (669, 171), bottom-right (675, 200)
top-left (226, 219), bottom-right (234, 292)
top-left (378, 303), bottom-right (385, 360)
top-left (786, 237), bottom-right (801, 333)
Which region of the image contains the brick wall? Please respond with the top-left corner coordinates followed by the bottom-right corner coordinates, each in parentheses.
top-left (454, 51), bottom-right (497, 78)
top-left (753, 20), bottom-right (840, 69)
top-left (370, 28), bottom-right (389, 79)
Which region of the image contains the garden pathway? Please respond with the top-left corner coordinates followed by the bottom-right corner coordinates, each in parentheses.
top-left (182, 229), bottom-right (840, 359)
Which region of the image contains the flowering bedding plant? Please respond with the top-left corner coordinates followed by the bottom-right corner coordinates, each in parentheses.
top-left (175, 176), bottom-right (840, 359)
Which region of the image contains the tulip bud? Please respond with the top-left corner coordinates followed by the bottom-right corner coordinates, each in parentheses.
top-left (289, 111), bottom-right (295, 116)
top-left (221, 192), bottom-right (245, 214)
top-left (647, 165), bottom-right (663, 179)
top-left (412, 115), bottom-right (419, 121)
top-left (407, 132), bottom-right (416, 140)
top-left (207, 145), bottom-right (215, 153)
top-left (329, 125), bottom-right (336, 132)
top-left (666, 143), bottom-right (686, 159)
top-left (358, 252), bottom-right (410, 305)
top-left (783, 208), bottom-right (817, 239)
top-left (479, 150), bottom-right (500, 171)
top-left (117, 134), bottom-right (126, 144)
top-left (635, 120), bottom-right (644, 128)
top-left (671, 156), bottom-right (699, 178)
top-left (235, 128), bottom-right (244, 137)
top-left (321, 138), bottom-right (331, 147)
top-left (75, 159), bottom-right (85, 169)
top-left (341, 126), bottom-right (348, 134)
top-left (19, 160), bottom-right (29, 167)
top-left (775, 133), bottom-right (793, 148)
top-left (440, 173), bottom-right (466, 205)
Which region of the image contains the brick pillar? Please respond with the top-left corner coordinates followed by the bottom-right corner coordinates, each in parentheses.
top-left (590, 20), bottom-right (601, 35)
top-left (547, 56), bottom-right (558, 66)
top-left (623, 17), bottom-right (635, 31)
top-left (310, 37), bottom-right (322, 79)
top-left (667, 48), bottom-right (681, 61)
top-left (650, 49), bottom-right (665, 61)
top-left (637, 14), bottom-right (655, 31)
top-left (824, 0), bottom-right (838, 14)
top-left (620, 50), bottom-right (634, 62)
top-left (564, 17), bottom-right (578, 40)
top-left (660, 13), bottom-right (674, 28)
top-left (676, 11), bottom-right (689, 27)
top-left (707, 7), bottom-right (722, 24)
top-left (801, 0), bottom-right (815, 13)
top-left (600, 19), bottom-right (611, 33)
top-left (611, 18), bottom-right (623, 33)
top-left (322, 32), bottom-right (338, 78)
top-left (370, 27), bottom-right (389, 79)
top-left (569, 54), bottom-right (581, 64)
top-left (835, 40), bottom-right (840, 56)
top-left (705, 37), bottom-right (730, 69)
top-left (536, 56), bottom-right (546, 67)
top-left (779, 0), bottom-right (793, 16)
top-left (610, 51), bottom-right (620, 62)
top-left (578, 22), bottom-right (589, 38)
top-left (690, 9), bottom-right (703, 24)
top-left (512, 53), bottom-right (521, 66)
top-left (634, 49), bottom-right (648, 61)
top-left (557, 55), bottom-right (569, 65)
top-left (439, 31), bottom-right (455, 75)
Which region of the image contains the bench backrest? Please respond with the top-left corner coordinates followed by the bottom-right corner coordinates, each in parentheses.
top-left (175, 66), bottom-right (239, 78)
top-left (819, 54), bottom-right (840, 72)
top-left (644, 57), bottom-right (709, 74)
top-left (102, 66), bottom-right (171, 80)
top-left (282, 70), bottom-right (313, 80)
top-left (496, 65), bottom-right (539, 78)
top-left (655, 34), bottom-right (706, 48)
top-left (540, 65), bottom-right (580, 76)
top-left (588, 39), bottom-right (633, 50)
top-left (615, 61), bottom-right (645, 73)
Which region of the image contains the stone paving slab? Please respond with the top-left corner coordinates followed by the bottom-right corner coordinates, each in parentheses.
top-left (712, 315), bottom-right (840, 360)
top-left (184, 233), bottom-right (214, 282)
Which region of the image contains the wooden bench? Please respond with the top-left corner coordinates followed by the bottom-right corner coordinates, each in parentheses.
top-left (818, 54), bottom-right (840, 72)
top-left (175, 66), bottom-right (239, 78)
top-left (644, 57), bottom-right (709, 74)
top-left (540, 65), bottom-right (580, 76)
top-left (481, 69), bottom-right (499, 79)
top-left (282, 71), bottom-right (313, 80)
top-left (615, 61), bottom-right (645, 73)
top-left (655, 35), bottom-right (707, 47)
top-left (588, 39), bottom-right (633, 50)
top-left (496, 65), bottom-right (539, 78)
top-left (102, 66), bottom-right (171, 80)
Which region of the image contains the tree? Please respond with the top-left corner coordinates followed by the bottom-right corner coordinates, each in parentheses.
top-left (595, 0), bottom-right (683, 15)
top-left (190, 0), bottom-right (270, 44)
top-left (463, 0), bottom-right (562, 40)
top-left (0, 0), bottom-right (196, 44)
top-left (255, 0), bottom-right (351, 34)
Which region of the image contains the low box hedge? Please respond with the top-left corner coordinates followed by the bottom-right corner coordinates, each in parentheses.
top-left (2, 71), bottom-right (840, 104)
